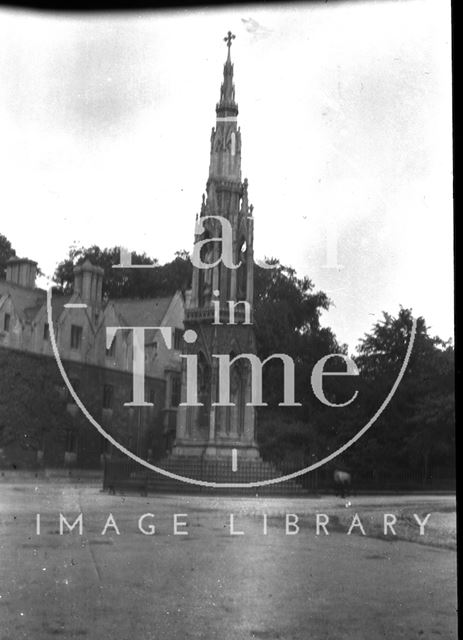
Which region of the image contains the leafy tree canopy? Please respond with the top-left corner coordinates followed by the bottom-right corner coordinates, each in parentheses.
top-left (54, 245), bottom-right (192, 298)
top-left (349, 307), bottom-right (454, 479)
top-left (0, 233), bottom-right (16, 280)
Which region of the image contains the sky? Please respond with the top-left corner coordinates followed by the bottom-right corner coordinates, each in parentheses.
top-left (0, 0), bottom-right (453, 351)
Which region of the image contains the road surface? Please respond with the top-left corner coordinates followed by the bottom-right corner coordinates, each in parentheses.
top-left (0, 483), bottom-right (457, 640)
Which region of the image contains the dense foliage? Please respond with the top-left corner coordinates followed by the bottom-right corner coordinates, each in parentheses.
top-left (0, 233), bottom-right (16, 280)
top-left (0, 350), bottom-right (73, 467)
top-left (54, 245), bottom-right (192, 298)
top-left (350, 308), bottom-right (455, 481)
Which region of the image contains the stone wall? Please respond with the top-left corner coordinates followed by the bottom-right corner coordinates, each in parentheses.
top-left (0, 346), bottom-right (167, 469)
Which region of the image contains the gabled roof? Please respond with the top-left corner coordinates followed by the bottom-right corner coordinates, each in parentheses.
top-left (0, 280), bottom-right (74, 325)
top-left (113, 296), bottom-right (174, 327)
top-left (0, 280), bottom-right (46, 323)
top-left (0, 278), bottom-right (183, 337)
top-left (49, 294), bottom-right (72, 323)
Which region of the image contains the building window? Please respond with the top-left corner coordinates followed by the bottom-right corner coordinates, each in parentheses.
top-left (173, 328), bottom-right (183, 351)
top-left (106, 338), bottom-right (116, 358)
top-left (171, 375), bottom-right (181, 407)
top-left (70, 325), bottom-right (83, 350)
top-left (146, 340), bottom-right (158, 354)
top-left (3, 313), bottom-right (10, 332)
top-left (197, 353), bottom-right (211, 427)
top-left (67, 378), bottom-right (80, 404)
top-left (145, 387), bottom-right (156, 405)
top-left (103, 384), bottom-right (114, 409)
top-left (43, 323), bottom-right (49, 340)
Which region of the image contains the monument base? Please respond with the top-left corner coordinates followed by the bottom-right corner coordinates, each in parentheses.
top-left (171, 439), bottom-right (261, 460)
top-left (146, 449), bottom-right (306, 494)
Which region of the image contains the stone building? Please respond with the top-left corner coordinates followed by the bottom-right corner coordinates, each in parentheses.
top-left (0, 256), bottom-right (184, 467)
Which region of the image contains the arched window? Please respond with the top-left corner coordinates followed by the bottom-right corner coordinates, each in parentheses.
top-left (197, 352), bottom-right (211, 429)
top-left (230, 356), bottom-right (246, 435)
top-left (198, 230), bottom-right (214, 307)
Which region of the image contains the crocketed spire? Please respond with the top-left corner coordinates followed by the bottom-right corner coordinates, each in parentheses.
top-left (216, 31), bottom-right (238, 118)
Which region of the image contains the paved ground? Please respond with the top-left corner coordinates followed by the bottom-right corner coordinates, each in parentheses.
top-left (0, 483), bottom-right (457, 640)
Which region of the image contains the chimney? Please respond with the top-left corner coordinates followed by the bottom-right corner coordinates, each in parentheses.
top-left (5, 257), bottom-right (38, 289)
top-left (73, 259), bottom-right (104, 306)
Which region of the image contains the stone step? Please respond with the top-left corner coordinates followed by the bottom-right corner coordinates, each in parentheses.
top-left (144, 456), bottom-right (307, 494)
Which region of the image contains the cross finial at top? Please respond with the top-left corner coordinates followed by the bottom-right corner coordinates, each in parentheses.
top-left (224, 31), bottom-right (236, 50)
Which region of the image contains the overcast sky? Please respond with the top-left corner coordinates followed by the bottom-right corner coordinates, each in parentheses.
top-left (0, 1), bottom-right (453, 351)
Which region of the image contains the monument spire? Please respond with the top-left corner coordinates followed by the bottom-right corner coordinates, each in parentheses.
top-left (209, 31), bottom-right (241, 182)
top-left (216, 31), bottom-right (238, 118)
top-left (172, 31), bottom-right (258, 462)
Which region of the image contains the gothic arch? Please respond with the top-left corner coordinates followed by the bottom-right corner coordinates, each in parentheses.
top-left (197, 351), bottom-right (211, 429)
top-left (229, 350), bottom-right (246, 436)
top-left (198, 230), bottom-right (213, 307)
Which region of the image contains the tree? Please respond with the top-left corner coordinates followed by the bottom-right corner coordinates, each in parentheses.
top-left (54, 245), bottom-right (192, 298)
top-left (0, 233), bottom-right (16, 280)
top-left (350, 307), bottom-right (454, 482)
top-left (402, 342), bottom-right (454, 482)
top-left (253, 259), bottom-right (345, 461)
